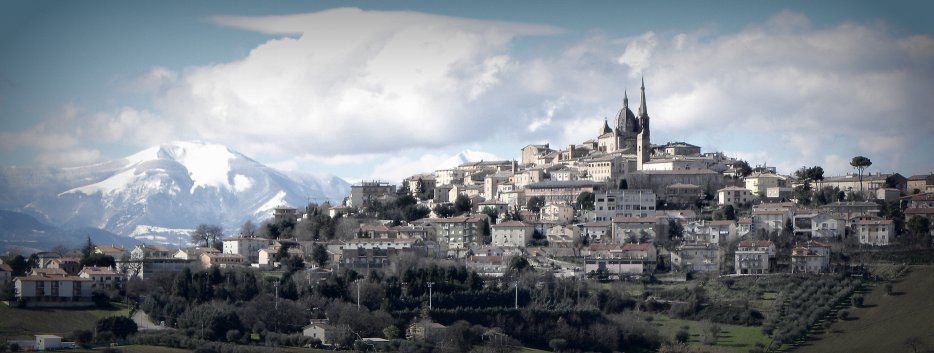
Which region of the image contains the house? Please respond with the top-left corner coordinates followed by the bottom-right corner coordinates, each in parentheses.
top-left (116, 257), bottom-right (195, 280)
top-left (671, 243), bottom-right (720, 273)
top-left (578, 221), bottom-right (611, 243)
top-left (258, 244), bottom-right (305, 267)
top-left (907, 174), bottom-right (934, 194)
top-left (491, 221), bottom-right (535, 248)
top-left (663, 183), bottom-right (704, 207)
top-left (46, 257), bottom-right (81, 276)
top-left (406, 319), bottom-right (447, 341)
top-left (348, 181), bottom-right (396, 208)
top-left (545, 225), bottom-right (580, 245)
top-left (686, 220), bottom-right (736, 245)
top-left (35, 252), bottom-right (61, 269)
top-left (302, 319), bottom-right (339, 346)
top-left (78, 266), bottom-right (121, 289)
top-left (903, 192), bottom-right (934, 208)
top-left (406, 173), bottom-right (437, 198)
top-left (200, 253), bottom-right (247, 268)
top-left (465, 255), bottom-right (509, 277)
top-left (744, 172), bottom-right (788, 196)
top-left (474, 200), bottom-right (509, 216)
top-left (0, 263), bottom-right (13, 283)
top-left (524, 180), bottom-right (604, 204)
top-left (791, 240), bottom-right (831, 273)
top-left (611, 216), bottom-right (658, 243)
top-left (339, 238), bottom-right (430, 269)
top-left (752, 208), bottom-right (792, 233)
top-left (793, 212), bottom-right (845, 239)
top-left (734, 240), bottom-right (775, 275)
top-left (173, 247), bottom-right (220, 261)
top-left (432, 216), bottom-right (486, 254)
top-left (35, 335), bottom-right (63, 351)
top-left (821, 173), bottom-right (906, 195)
top-left (94, 245), bottom-right (127, 259)
top-left (130, 245), bottom-right (173, 260)
top-left (540, 203), bottom-right (575, 225)
top-left (273, 206), bottom-right (300, 223)
top-left (875, 188), bottom-right (901, 203)
top-left (222, 237), bottom-right (272, 263)
top-left (855, 219), bottom-right (894, 246)
top-left (14, 273), bottom-right (93, 307)
top-left (585, 242), bottom-right (658, 275)
top-left (591, 189), bottom-right (657, 221)
top-left (766, 187), bottom-right (793, 200)
top-left (717, 186), bottom-right (756, 207)
top-left (821, 201), bottom-right (881, 225)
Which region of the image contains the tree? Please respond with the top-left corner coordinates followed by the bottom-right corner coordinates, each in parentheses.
top-left (95, 316), bottom-right (138, 339)
top-left (507, 256), bottom-right (530, 272)
top-left (433, 203), bottom-right (455, 218)
top-left (549, 338), bottom-right (568, 352)
top-left (311, 243), bottom-right (329, 267)
top-left (576, 191), bottom-right (595, 210)
top-left (80, 254), bottom-right (116, 269)
top-left (454, 194), bottom-right (473, 215)
top-left (192, 224), bottom-right (224, 247)
top-left (620, 179), bottom-right (629, 190)
top-left (4, 255), bottom-right (28, 276)
top-left (850, 156), bottom-right (872, 195)
top-left (720, 205), bottom-right (736, 220)
top-left (907, 215), bottom-right (931, 247)
top-left (526, 196), bottom-right (545, 213)
top-left (81, 236), bottom-right (94, 259)
top-left (675, 329), bottom-right (690, 344)
top-left (240, 220), bottom-right (257, 237)
top-left (383, 325), bottom-right (400, 340)
top-left (735, 160), bottom-right (753, 178)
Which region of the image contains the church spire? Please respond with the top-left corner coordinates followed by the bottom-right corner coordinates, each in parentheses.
top-left (638, 77), bottom-right (648, 118)
top-left (623, 90), bottom-right (629, 107)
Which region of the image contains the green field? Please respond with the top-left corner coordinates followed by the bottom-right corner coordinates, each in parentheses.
top-left (795, 266), bottom-right (934, 353)
top-left (0, 303), bottom-right (129, 340)
top-left (649, 314), bottom-right (770, 353)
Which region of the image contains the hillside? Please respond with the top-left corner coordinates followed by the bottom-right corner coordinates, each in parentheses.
top-left (795, 266), bottom-right (934, 353)
top-left (0, 210), bottom-right (137, 253)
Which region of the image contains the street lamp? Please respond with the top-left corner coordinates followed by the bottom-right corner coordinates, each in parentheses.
top-left (427, 282), bottom-right (435, 309)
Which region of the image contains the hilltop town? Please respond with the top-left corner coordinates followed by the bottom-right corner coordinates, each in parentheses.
top-left (2, 82), bottom-right (933, 353)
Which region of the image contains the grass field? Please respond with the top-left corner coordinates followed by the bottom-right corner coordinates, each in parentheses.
top-left (650, 314), bottom-right (770, 353)
top-left (795, 266), bottom-right (934, 353)
top-left (0, 303), bottom-right (129, 340)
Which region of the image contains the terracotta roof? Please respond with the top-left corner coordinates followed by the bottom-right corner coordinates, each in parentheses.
top-left (738, 240), bottom-right (773, 248)
top-left (901, 193), bottom-right (934, 201)
top-left (0, 264), bottom-right (12, 272)
top-left (80, 266), bottom-right (116, 276)
top-left (493, 220), bottom-right (531, 228)
top-left (905, 207), bottom-right (934, 215)
top-left (708, 220), bottom-right (735, 226)
top-left (16, 274), bottom-right (91, 282)
top-left (611, 216), bottom-right (657, 223)
top-left (856, 219), bottom-right (893, 225)
top-left (622, 243), bottom-right (655, 251)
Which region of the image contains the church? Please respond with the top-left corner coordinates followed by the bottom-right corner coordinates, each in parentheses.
top-left (596, 78), bottom-right (651, 169)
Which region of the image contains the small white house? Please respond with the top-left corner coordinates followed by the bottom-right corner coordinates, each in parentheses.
top-left (491, 221), bottom-right (535, 248)
top-left (35, 335), bottom-right (62, 351)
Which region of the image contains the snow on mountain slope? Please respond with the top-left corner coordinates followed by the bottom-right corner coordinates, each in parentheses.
top-left (441, 150), bottom-right (501, 168)
top-left (1, 141), bottom-right (350, 244)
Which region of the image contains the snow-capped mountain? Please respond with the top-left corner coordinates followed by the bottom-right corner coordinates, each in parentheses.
top-left (0, 141), bottom-right (349, 244)
top-left (440, 150), bottom-right (501, 169)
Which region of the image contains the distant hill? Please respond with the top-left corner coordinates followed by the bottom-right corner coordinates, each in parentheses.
top-left (0, 209), bottom-right (138, 253)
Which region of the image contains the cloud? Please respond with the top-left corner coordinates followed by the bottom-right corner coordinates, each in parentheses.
top-left (4, 9), bottom-right (933, 177)
top-left (367, 149), bottom-right (501, 182)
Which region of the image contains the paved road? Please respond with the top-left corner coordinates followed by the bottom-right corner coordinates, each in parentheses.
top-left (132, 310), bottom-right (171, 331)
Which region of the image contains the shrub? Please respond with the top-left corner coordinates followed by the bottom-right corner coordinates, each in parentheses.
top-left (838, 310), bottom-right (850, 320)
top-left (675, 329), bottom-right (690, 343)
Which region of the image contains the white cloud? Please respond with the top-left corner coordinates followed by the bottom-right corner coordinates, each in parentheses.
top-left (5, 9), bottom-right (933, 177)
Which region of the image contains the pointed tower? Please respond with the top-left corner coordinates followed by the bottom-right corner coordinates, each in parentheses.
top-left (600, 117), bottom-right (613, 135)
top-left (636, 78), bottom-right (651, 170)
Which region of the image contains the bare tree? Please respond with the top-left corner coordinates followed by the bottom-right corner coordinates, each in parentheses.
top-left (191, 224), bottom-right (224, 247)
top-left (240, 220), bottom-right (257, 237)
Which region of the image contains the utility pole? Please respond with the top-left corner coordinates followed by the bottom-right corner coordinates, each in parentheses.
top-left (428, 282), bottom-right (435, 309)
top-left (357, 279), bottom-right (361, 310)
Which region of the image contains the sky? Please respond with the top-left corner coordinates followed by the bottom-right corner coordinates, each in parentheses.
top-left (1, 0), bottom-right (932, 183)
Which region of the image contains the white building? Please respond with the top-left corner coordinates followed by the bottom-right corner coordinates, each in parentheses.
top-left (734, 240), bottom-right (775, 275)
top-left (14, 274), bottom-right (93, 307)
top-left (491, 221), bottom-right (535, 248)
top-left (540, 203), bottom-right (575, 225)
top-left (222, 237), bottom-right (273, 263)
top-left (592, 189), bottom-right (656, 221)
top-left (855, 219), bottom-right (894, 246)
top-left (717, 186), bottom-right (756, 207)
